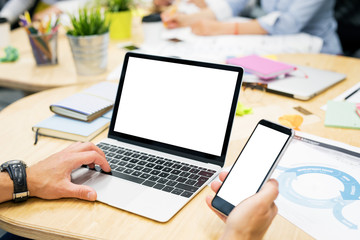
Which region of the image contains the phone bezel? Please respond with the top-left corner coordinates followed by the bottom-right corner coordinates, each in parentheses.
top-left (211, 119), bottom-right (294, 216)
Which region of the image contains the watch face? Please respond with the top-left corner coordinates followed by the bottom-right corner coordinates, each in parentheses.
top-left (1, 160), bottom-right (26, 170)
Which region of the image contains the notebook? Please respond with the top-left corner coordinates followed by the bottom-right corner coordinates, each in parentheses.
top-left (32, 111), bottom-right (112, 143)
top-left (325, 101), bottom-right (360, 129)
top-left (71, 52), bottom-right (243, 222)
top-left (226, 55), bottom-right (296, 80)
top-left (243, 65), bottom-right (346, 100)
top-left (50, 82), bottom-right (118, 122)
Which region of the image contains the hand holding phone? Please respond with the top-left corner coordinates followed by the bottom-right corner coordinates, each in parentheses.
top-left (211, 119), bottom-right (294, 216)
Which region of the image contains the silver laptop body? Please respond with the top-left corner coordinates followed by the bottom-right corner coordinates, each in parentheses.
top-left (244, 65), bottom-right (346, 100)
top-left (72, 53), bottom-right (243, 222)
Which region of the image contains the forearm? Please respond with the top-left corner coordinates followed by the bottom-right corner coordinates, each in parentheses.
top-left (0, 172), bottom-right (13, 203)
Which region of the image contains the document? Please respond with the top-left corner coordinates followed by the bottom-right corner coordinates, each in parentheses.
top-left (272, 131), bottom-right (360, 240)
top-left (139, 27), bottom-right (323, 63)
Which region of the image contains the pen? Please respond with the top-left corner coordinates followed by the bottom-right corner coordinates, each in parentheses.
top-left (345, 87), bottom-right (360, 100)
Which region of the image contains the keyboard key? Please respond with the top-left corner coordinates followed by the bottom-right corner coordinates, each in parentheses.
top-left (163, 167), bottom-right (172, 172)
top-left (111, 171), bottom-right (144, 184)
top-left (171, 169), bottom-right (181, 175)
top-left (124, 169), bottom-right (133, 174)
top-left (150, 170), bottom-right (160, 175)
top-left (131, 171), bottom-right (142, 177)
top-left (180, 166), bottom-right (190, 171)
top-left (124, 152), bottom-right (133, 156)
top-left (189, 174), bottom-right (199, 180)
top-left (134, 166), bottom-right (143, 171)
top-left (118, 161), bottom-right (127, 166)
top-left (166, 180), bottom-right (177, 186)
top-left (149, 176), bottom-right (160, 182)
top-left (138, 161), bottom-right (147, 166)
top-left (142, 168), bottom-right (152, 173)
top-left (122, 157), bottom-right (131, 161)
top-left (185, 179), bottom-right (197, 185)
top-left (195, 180), bottom-right (207, 187)
top-left (125, 163), bottom-right (135, 169)
top-left (159, 172), bottom-right (169, 178)
top-left (199, 171), bottom-right (214, 177)
top-left (147, 157), bottom-right (156, 162)
top-left (110, 164), bottom-right (117, 169)
top-left (162, 186), bottom-right (174, 192)
top-left (108, 153), bottom-right (116, 157)
top-left (168, 175), bottom-right (178, 180)
top-left (114, 166), bottom-right (125, 172)
top-left (175, 183), bottom-right (198, 192)
top-left (198, 176), bottom-right (209, 182)
top-left (181, 191), bottom-right (193, 198)
top-left (164, 162), bottom-right (173, 167)
top-left (139, 156), bottom-right (149, 160)
top-left (130, 159), bottom-right (139, 164)
top-left (146, 163), bottom-right (155, 168)
top-left (154, 165), bottom-right (164, 170)
top-left (140, 173), bottom-right (151, 179)
top-left (155, 159), bottom-right (165, 164)
top-left (110, 160), bottom-right (119, 164)
top-left (116, 150), bottom-right (125, 154)
top-left (109, 148), bottom-right (118, 152)
top-left (189, 168), bottom-right (200, 174)
top-left (158, 178), bottom-right (168, 184)
top-left (176, 177), bottom-right (187, 183)
top-left (142, 180), bottom-right (156, 187)
top-left (132, 154), bottom-right (140, 158)
top-left (172, 189), bottom-right (183, 195)
top-left (153, 184), bottom-right (165, 190)
top-left (180, 172), bottom-right (190, 177)
top-left (173, 164), bottom-right (182, 169)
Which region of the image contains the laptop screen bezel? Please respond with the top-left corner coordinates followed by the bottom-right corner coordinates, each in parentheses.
top-left (108, 52), bottom-right (243, 167)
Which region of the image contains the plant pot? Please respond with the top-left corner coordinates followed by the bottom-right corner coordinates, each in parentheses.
top-left (108, 11), bottom-right (132, 40)
top-left (67, 32), bottom-right (109, 75)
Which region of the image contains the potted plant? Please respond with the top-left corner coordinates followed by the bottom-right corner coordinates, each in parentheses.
top-left (105, 0), bottom-right (133, 40)
top-left (67, 7), bottom-right (110, 75)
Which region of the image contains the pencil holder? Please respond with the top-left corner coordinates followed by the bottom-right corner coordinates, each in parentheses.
top-left (28, 31), bottom-right (58, 66)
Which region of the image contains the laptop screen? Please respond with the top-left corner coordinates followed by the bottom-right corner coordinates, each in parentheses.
top-left (109, 53), bottom-right (243, 165)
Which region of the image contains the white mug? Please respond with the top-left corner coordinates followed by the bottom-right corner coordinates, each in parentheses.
top-left (0, 17), bottom-right (10, 48)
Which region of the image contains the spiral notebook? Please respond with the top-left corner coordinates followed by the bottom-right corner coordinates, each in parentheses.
top-left (50, 82), bottom-right (118, 122)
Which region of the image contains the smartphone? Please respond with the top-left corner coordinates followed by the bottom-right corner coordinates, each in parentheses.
top-left (211, 119), bottom-right (294, 216)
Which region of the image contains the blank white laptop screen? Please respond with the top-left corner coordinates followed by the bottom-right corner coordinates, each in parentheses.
top-left (114, 57), bottom-right (239, 157)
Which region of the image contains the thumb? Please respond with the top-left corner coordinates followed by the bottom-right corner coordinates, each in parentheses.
top-left (66, 183), bottom-right (97, 201)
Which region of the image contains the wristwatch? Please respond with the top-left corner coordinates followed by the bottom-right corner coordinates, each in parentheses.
top-left (0, 160), bottom-right (29, 202)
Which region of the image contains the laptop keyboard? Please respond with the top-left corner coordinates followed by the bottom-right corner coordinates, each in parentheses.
top-left (89, 142), bottom-right (216, 198)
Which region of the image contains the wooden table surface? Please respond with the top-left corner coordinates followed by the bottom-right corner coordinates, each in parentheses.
top-left (0, 26), bottom-right (143, 92)
top-left (0, 54), bottom-right (359, 239)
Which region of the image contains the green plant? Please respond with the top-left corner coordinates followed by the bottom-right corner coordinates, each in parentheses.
top-left (67, 7), bottom-right (109, 36)
top-left (95, 0), bottom-right (133, 12)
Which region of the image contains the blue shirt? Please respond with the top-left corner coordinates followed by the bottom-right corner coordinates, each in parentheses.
top-left (210, 0), bottom-right (342, 54)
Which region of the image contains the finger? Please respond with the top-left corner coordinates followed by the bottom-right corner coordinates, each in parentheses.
top-left (70, 151), bottom-right (111, 172)
top-left (256, 179), bottom-right (279, 204)
top-left (69, 142), bottom-right (106, 158)
top-left (210, 181), bottom-right (222, 193)
top-left (63, 182), bottom-right (97, 201)
top-left (205, 195), bottom-right (227, 222)
top-left (219, 171), bottom-right (228, 182)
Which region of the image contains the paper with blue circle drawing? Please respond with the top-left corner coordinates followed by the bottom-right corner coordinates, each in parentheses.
top-left (272, 131), bottom-right (360, 240)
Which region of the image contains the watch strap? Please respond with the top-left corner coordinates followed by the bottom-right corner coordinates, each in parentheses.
top-left (2, 161), bottom-right (29, 202)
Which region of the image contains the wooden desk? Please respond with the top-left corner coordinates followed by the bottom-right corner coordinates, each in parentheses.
top-left (0, 27), bottom-right (137, 92)
top-left (0, 54), bottom-right (359, 239)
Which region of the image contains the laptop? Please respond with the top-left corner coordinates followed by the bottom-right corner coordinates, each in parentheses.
top-left (243, 65), bottom-right (346, 100)
top-left (71, 52), bottom-right (243, 222)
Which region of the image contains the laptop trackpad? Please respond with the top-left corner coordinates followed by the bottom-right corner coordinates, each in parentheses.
top-left (72, 168), bottom-right (144, 205)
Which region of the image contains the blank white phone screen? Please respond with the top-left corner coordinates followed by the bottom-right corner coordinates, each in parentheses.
top-left (217, 124), bottom-right (289, 206)
top-left (114, 57), bottom-right (239, 156)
